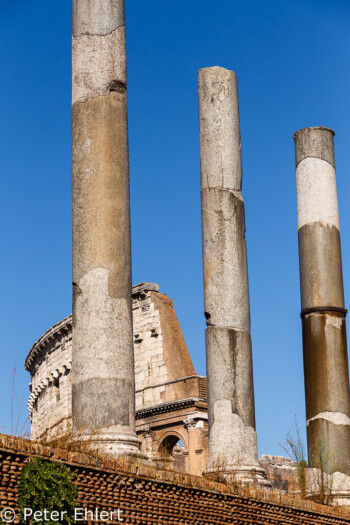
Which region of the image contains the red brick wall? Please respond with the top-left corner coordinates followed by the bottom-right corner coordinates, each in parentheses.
top-left (0, 434), bottom-right (349, 524)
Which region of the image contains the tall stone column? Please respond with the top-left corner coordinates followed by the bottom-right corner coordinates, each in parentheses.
top-left (198, 67), bottom-right (266, 483)
top-left (294, 127), bottom-right (350, 476)
top-left (72, 0), bottom-right (140, 456)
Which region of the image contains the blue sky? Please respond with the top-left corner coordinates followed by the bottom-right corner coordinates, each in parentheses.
top-left (1, 0), bottom-right (349, 456)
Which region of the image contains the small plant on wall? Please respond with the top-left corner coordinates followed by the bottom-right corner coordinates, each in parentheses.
top-left (280, 419), bottom-right (308, 498)
top-left (17, 458), bottom-right (77, 525)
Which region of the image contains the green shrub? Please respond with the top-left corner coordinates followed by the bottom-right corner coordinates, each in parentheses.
top-left (17, 458), bottom-right (77, 525)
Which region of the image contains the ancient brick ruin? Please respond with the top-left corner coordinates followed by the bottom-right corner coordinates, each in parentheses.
top-left (1, 434), bottom-right (349, 524)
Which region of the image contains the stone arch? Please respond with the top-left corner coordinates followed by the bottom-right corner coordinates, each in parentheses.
top-left (156, 430), bottom-right (187, 453)
top-left (156, 431), bottom-right (187, 473)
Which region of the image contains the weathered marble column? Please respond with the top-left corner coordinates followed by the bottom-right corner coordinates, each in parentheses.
top-left (72, 0), bottom-right (140, 456)
top-left (198, 67), bottom-right (266, 483)
top-left (294, 127), bottom-right (350, 475)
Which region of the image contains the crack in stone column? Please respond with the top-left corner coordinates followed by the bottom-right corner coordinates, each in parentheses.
top-left (198, 67), bottom-right (268, 485)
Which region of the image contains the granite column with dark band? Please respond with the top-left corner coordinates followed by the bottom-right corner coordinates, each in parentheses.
top-left (294, 127), bottom-right (350, 475)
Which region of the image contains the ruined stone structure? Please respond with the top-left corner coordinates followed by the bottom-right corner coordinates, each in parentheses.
top-left (25, 283), bottom-right (208, 476)
top-left (19, 0), bottom-right (350, 506)
top-left (198, 67), bottom-right (267, 484)
top-left (72, 0), bottom-right (139, 456)
top-left (293, 127), bottom-right (350, 477)
top-left (1, 434), bottom-right (350, 524)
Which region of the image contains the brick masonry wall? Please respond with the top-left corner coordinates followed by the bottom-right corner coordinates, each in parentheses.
top-left (1, 434), bottom-right (349, 524)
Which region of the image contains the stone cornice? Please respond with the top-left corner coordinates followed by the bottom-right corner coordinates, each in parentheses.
top-left (132, 282), bottom-right (159, 296)
top-left (25, 315), bottom-right (73, 373)
top-left (135, 375), bottom-right (206, 394)
top-left (135, 398), bottom-right (207, 419)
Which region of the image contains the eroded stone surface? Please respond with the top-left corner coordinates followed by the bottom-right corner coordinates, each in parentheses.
top-left (205, 327), bottom-right (255, 431)
top-left (201, 188), bottom-right (250, 330)
top-left (198, 67), bottom-right (242, 192)
top-left (208, 401), bottom-right (258, 467)
top-left (294, 127), bottom-right (350, 476)
top-left (73, 0), bottom-right (125, 36)
top-left (72, 0), bottom-right (138, 456)
top-left (296, 157), bottom-right (339, 230)
top-left (298, 224), bottom-right (344, 309)
top-left (307, 412), bottom-right (350, 427)
top-left (293, 126), bottom-right (335, 168)
top-left (199, 67), bottom-right (263, 482)
top-left (72, 27), bottom-right (126, 104)
top-left (73, 268), bottom-right (133, 383)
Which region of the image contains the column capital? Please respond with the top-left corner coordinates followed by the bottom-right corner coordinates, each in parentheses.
top-left (183, 418), bottom-right (197, 430)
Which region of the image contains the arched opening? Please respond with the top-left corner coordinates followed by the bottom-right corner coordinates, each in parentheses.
top-left (158, 435), bottom-right (186, 473)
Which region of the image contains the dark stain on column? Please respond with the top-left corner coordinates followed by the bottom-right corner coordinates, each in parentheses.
top-left (294, 127), bottom-right (350, 476)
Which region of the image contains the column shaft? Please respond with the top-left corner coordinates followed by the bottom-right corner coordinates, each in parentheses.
top-left (294, 126), bottom-right (350, 475)
top-left (72, 0), bottom-right (140, 456)
top-left (198, 67), bottom-right (264, 480)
